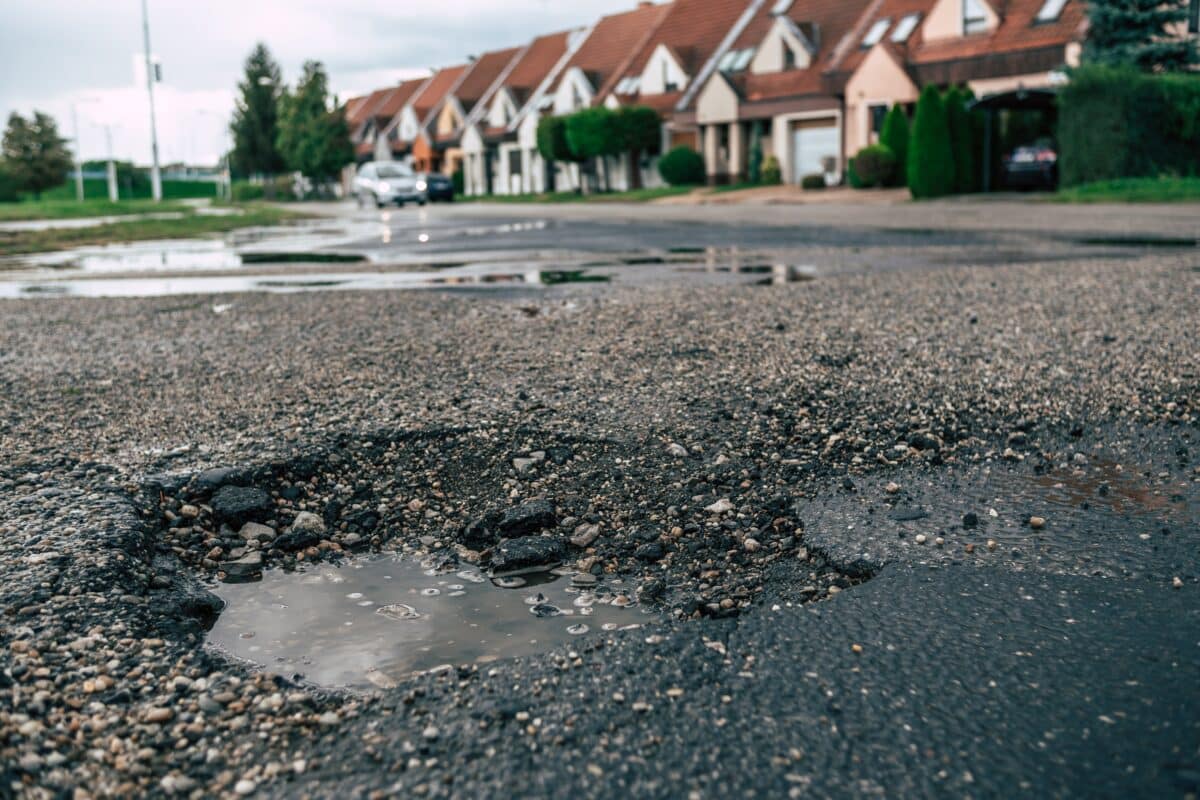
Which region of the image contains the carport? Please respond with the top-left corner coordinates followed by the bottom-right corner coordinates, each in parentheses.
top-left (968, 87), bottom-right (1058, 192)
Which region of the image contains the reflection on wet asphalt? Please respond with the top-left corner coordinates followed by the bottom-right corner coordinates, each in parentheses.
top-left (208, 556), bottom-right (653, 689)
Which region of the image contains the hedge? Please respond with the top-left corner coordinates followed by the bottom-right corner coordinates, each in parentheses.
top-left (944, 86), bottom-right (979, 194)
top-left (1058, 65), bottom-right (1200, 187)
top-left (851, 145), bottom-right (897, 188)
top-left (879, 106), bottom-right (909, 187)
top-left (908, 85), bottom-right (955, 199)
top-left (658, 146), bottom-right (705, 185)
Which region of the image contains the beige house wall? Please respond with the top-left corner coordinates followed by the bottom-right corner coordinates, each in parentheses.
top-left (844, 45), bottom-right (919, 157)
top-left (696, 74), bottom-right (739, 125)
top-left (750, 20), bottom-right (813, 75)
top-left (967, 70), bottom-right (1061, 97)
top-left (924, 0), bottom-right (999, 41)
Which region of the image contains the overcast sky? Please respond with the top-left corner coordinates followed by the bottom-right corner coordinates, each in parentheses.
top-left (0, 0), bottom-right (634, 165)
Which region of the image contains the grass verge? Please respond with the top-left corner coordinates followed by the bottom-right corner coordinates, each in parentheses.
top-left (0, 198), bottom-right (193, 222)
top-left (0, 205), bottom-right (305, 258)
top-left (1053, 177), bottom-right (1200, 203)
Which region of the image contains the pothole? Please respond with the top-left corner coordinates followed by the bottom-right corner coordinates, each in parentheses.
top-left (207, 555), bottom-right (654, 689)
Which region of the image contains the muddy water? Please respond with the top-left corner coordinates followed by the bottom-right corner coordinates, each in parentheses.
top-left (207, 556), bottom-right (653, 689)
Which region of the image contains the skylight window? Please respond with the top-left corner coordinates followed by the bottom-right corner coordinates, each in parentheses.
top-left (891, 13), bottom-right (920, 42)
top-left (772, 0), bottom-right (794, 14)
top-left (861, 18), bottom-right (891, 48)
top-left (718, 50), bottom-right (739, 71)
top-left (1034, 0), bottom-right (1068, 22)
top-left (963, 0), bottom-right (989, 33)
top-left (730, 47), bottom-right (755, 72)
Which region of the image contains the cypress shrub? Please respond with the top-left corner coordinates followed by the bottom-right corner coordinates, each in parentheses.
top-left (851, 144), bottom-right (897, 188)
top-left (879, 106), bottom-right (909, 187)
top-left (1058, 65), bottom-right (1200, 186)
top-left (760, 155), bottom-right (782, 185)
top-left (658, 146), bottom-right (706, 185)
top-left (943, 86), bottom-right (978, 194)
top-left (908, 85), bottom-right (955, 199)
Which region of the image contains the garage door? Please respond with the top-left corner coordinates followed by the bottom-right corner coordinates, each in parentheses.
top-left (791, 122), bottom-right (840, 184)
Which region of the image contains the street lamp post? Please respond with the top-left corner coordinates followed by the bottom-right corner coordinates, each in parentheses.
top-left (141, 0), bottom-right (163, 202)
top-left (70, 104), bottom-right (84, 202)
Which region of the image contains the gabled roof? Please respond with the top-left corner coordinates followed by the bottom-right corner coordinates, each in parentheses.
top-left (911, 0), bottom-right (1085, 64)
top-left (350, 87), bottom-right (393, 130)
top-left (505, 30), bottom-right (573, 94)
top-left (412, 64), bottom-right (469, 121)
top-left (343, 95), bottom-right (372, 125)
top-left (607, 0), bottom-right (755, 97)
top-left (546, 2), bottom-right (672, 99)
top-left (452, 46), bottom-right (524, 113)
top-left (824, 0), bottom-right (939, 79)
top-left (374, 78), bottom-right (427, 122)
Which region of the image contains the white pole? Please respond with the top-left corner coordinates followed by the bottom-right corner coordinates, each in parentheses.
top-left (71, 105), bottom-right (84, 202)
top-left (141, 0), bottom-right (162, 202)
top-left (105, 126), bottom-right (118, 202)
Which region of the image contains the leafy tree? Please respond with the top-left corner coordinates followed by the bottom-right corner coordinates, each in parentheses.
top-left (944, 86), bottom-right (979, 194)
top-left (565, 107), bottom-right (621, 192)
top-left (536, 116), bottom-right (574, 193)
top-left (657, 145), bottom-right (705, 185)
top-left (907, 85), bottom-right (955, 199)
top-left (276, 61), bottom-right (353, 189)
top-left (615, 106), bottom-right (660, 189)
top-left (231, 43), bottom-right (286, 179)
top-left (879, 105), bottom-right (909, 187)
top-left (1084, 0), bottom-right (1198, 72)
top-left (1, 111), bottom-right (73, 199)
top-left (0, 162), bottom-right (18, 202)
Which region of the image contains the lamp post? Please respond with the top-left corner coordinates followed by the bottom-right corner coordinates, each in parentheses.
top-left (141, 0), bottom-right (163, 202)
top-left (70, 104), bottom-right (84, 202)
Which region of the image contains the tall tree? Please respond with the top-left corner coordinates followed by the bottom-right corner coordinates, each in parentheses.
top-left (615, 106), bottom-right (661, 190)
top-left (1, 111), bottom-right (73, 199)
top-left (879, 105), bottom-right (909, 187)
top-left (230, 43), bottom-right (285, 178)
top-left (1084, 0), bottom-right (1199, 72)
top-left (276, 61), bottom-right (353, 187)
top-left (907, 85), bottom-right (955, 199)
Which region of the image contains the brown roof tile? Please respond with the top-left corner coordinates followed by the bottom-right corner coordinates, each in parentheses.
top-left (374, 78), bottom-right (427, 121)
top-left (911, 0), bottom-right (1085, 63)
top-left (453, 47), bottom-right (523, 113)
top-left (549, 2), bottom-right (673, 97)
top-left (412, 64), bottom-right (469, 119)
top-left (612, 0), bottom-right (754, 91)
top-left (504, 30), bottom-right (573, 93)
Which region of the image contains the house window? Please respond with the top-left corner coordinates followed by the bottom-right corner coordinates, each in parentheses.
top-left (508, 149), bottom-right (522, 176)
top-left (662, 59), bottom-right (678, 92)
top-left (869, 104), bottom-right (888, 137)
top-left (1034, 0), bottom-right (1068, 23)
top-left (784, 41), bottom-right (796, 69)
top-left (891, 13), bottom-right (921, 42)
top-left (963, 0), bottom-right (989, 34)
top-left (731, 47), bottom-right (755, 71)
top-left (861, 18), bottom-right (891, 48)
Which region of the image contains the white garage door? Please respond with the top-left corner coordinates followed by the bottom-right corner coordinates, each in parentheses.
top-left (791, 123), bottom-right (840, 184)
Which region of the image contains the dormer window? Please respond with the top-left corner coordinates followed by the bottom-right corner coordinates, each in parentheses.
top-left (784, 41), bottom-right (796, 69)
top-left (662, 60), bottom-right (678, 92)
top-left (891, 13), bottom-right (921, 42)
top-left (861, 18), bottom-right (891, 48)
top-left (963, 0), bottom-right (989, 34)
top-left (1034, 0), bottom-right (1068, 23)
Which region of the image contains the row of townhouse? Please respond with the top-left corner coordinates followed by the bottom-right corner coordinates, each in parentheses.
top-left (343, 0), bottom-right (1090, 195)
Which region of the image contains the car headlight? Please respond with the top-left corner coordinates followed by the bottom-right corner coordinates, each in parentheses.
top-left (378, 182), bottom-right (391, 193)
top-left (416, 181), bottom-right (427, 191)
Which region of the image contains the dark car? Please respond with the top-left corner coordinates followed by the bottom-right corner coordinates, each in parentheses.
top-left (417, 172), bottom-right (455, 202)
top-left (1002, 139), bottom-right (1058, 190)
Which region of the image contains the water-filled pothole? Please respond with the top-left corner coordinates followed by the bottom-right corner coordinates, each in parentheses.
top-left (207, 555), bottom-right (654, 689)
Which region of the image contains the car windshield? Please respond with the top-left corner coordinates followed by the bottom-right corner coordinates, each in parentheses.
top-left (376, 164), bottom-right (413, 178)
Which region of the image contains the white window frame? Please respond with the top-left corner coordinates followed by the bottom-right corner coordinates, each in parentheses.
top-left (891, 13), bottom-right (921, 42)
top-left (771, 0), bottom-right (794, 14)
top-left (1034, 0), bottom-right (1068, 23)
top-left (862, 18), bottom-right (891, 48)
top-left (963, 0), bottom-right (989, 34)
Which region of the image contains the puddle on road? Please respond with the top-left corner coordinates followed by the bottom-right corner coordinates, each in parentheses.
top-left (207, 555), bottom-right (652, 689)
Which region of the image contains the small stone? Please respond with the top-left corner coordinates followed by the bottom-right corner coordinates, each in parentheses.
top-left (498, 500), bottom-right (557, 537)
top-left (1029, 516), bottom-right (1046, 529)
top-left (234, 778), bottom-right (257, 795)
top-left (743, 538), bottom-right (761, 553)
top-left (885, 482), bottom-right (901, 495)
top-left (491, 535), bottom-right (567, 574)
top-left (238, 522), bottom-right (275, 542)
top-left (705, 498), bottom-right (733, 514)
top-left (914, 534), bottom-right (927, 545)
top-left (276, 512), bottom-right (325, 551)
top-left (667, 443), bottom-right (689, 458)
top-left (987, 539), bottom-right (997, 551)
top-left (1173, 577), bottom-right (1184, 589)
top-left (422, 725), bottom-right (440, 740)
top-left (635, 542), bottom-right (666, 562)
top-left (317, 711), bottom-right (340, 726)
top-left (851, 644), bottom-right (863, 654)
top-left (179, 504), bottom-right (200, 519)
top-left (935, 537), bottom-right (944, 547)
top-left (211, 486), bottom-right (274, 526)
top-left (962, 512), bottom-right (978, 529)
top-left (144, 707), bottom-right (174, 724)
top-left (570, 524), bottom-right (600, 548)
top-left (221, 551), bottom-right (263, 583)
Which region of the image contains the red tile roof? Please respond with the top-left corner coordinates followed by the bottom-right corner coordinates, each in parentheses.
top-left (351, 87), bottom-right (393, 127)
top-left (343, 95), bottom-right (371, 125)
top-left (825, 0), bottom-right (939, 78)
top-left (374, 77), bottom-right (427, 121)
top-left (453, 47), bottom-right (523, 113)
top-left (612, 0), bottom-right (753, 90)
top-left (505, 30), bottom-right (573, 93)
top-left (548, 2), bottom-right (672, 97)
top-left (412, 64), bottom-right (469, 120)
top-left (911, 0), bottom-right (1085, 63)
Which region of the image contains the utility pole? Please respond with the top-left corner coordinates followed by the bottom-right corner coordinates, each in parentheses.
top-left (71, 104), bottom-right (84, 202)
top-left (104, 126), bottom-right (118, 202)
top-left (141, 0), bottom-right (163, 202)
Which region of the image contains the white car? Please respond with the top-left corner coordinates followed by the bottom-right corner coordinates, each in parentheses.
top-left (353, 162), bottom-right (427, 207)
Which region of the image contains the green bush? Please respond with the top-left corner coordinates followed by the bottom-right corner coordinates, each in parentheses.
top-left (451, 168), bottom-right (464, 195)
top-left (800, 173), bottom-right (826, 190)
top-left (658, 146), bottom-right (705, 186)
top-left (536, 116), bottom-right (574, 164)
top-left (879, 106), bottom-right (909, 187)
top-left (944, 86), bottom-right (979, 194)
top-left (0, 163), bottom-right (18, 202)
top-left (232, 181), bottom-right (265, 202)
top-left (851, 144), bottom-right (897, 188)
top-left (908, 85), bottom-right (955, 199)
top-left (760, 155), bottom-right (782, 185)
top-left (1058, 65), bottom-right (1200, 187)
top-left (846, 157), bottom-right (863, 189)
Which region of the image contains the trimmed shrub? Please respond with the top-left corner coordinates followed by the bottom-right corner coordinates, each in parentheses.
top-left (658, 146), bottom-right (705, 185)
top-left (851, 144), bottom-right (897, 188)
top-left (908, 85), bottom-right (955, 199)
top-left (231, 181), bottom-right (265, 202)
top-left (536, 116), bottom-right (574, 164)
top-left (879, 106), bottom-right (909, 187)
top-left (760, 155), bottom-right (782, 185)
top-left (1058, 65), bottom-right (1200, 187)
top-left (944, 86), bottom-right (979, 194)
top-left (800, 173), bottom-right (826, 190)
top-left (846, 157), bottom-right (863, 189)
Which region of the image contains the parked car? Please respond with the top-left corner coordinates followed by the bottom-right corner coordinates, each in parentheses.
top-left (417, 172), bottom-right (455, 202)
top-left (353, 162), bottom-right (426, 207)
top-left (1002, 139), bottom-right (1058, 190)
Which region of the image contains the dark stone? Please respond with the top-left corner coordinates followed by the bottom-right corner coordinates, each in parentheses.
top-left (491, 535), bottom-right (567, 574)
top-left (274, 529), bottom-right (320, 552)
top-left (962, 512), bottom-right (979, 529)
top-left (842, 477), bottom-right (856, 491)
top-left (221, 552), bottom-right (264, 583)
top-left (143, 473), bottom-right (189, 494)
top-left (546, 446), bottom-right (574, 465)
top-left (638, 579), bottom-right (664, 600)
top-left (497, 500), bottom-right (557, 538)
top-left (460, 511), bottom-right (503, 550)
top-left (210, 486), bottom-right (273, 527)
top-left (635, 542), bottom-right (666, 562)
top-left (194, 467), bottom-right (248, 495)
top-left (890, 508), bottom-right (929, 522)
top-left (907, 432), bottom-right (942, 451)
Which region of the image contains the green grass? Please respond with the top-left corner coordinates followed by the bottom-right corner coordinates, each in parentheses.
top-left (1053, 176), bottom-right (1200, 203)
top-left (0, 204), bottom-right (305, 258)
top-left (37, 177), bottom-right (219, 202)
top-left (0, 198), bottom-right (192, 222)
top-left (465, 185), bottom-right (697, 204)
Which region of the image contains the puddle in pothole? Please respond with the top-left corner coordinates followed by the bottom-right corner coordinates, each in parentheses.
top-left (207, 555), bottom-right (653, 689)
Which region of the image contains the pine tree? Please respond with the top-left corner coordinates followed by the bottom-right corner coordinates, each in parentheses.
top-left (943, 86), bottom-right (978, 194)
top-left (277, 61), bottom-right (353, 188)
top-left (231, 43), bottom-right (286, 178)
top-left (879, 105), bottom-right (909, 187)
top-left (1084, 0), bottom-right (1198, 72)
top-left (907, 85), bottom-right (955, 199)
top-left (1, 111), bottom-right (73, 199)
